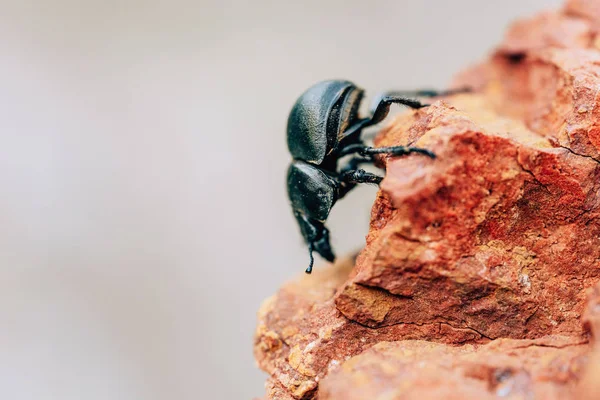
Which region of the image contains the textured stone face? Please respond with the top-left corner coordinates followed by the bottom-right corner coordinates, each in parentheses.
top-left (319, 337), bottom-right (589, 400)
top-left (254, 258), bottom-right (472, 400)
top-left (565, 0), bottom-right (600, 28)
top-left (336, 97), bottom-right (600, 340)
top-left (255, 1), bottom-right (600, 398)
top-left (482, 50), bottom-right (600, 160)
top-left (456, 4), bottom-right (600, 160)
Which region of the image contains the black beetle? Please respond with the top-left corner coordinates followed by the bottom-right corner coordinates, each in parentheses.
top-left (287, 79), bottom-right (466, 273)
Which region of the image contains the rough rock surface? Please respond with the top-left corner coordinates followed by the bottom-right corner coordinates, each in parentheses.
top-left (254, 258), bottom-right (476, 399)
top-left (574, 282), bottom-right (600, 400)
top-left (256, 1), bottom-right (600, 399)
top-left (337, 96), bottom-right (600, 339)
top-left (320, 337), bottom-right (588, 400)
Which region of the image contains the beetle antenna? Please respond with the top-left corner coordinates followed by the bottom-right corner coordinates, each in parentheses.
top-left (306, 244), bottom-right (315, 274)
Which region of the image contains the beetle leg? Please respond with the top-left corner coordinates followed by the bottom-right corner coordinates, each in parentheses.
top-left (305, 224), bottom-right (335, 274)
top-left (337, 166), bottom-right (382, 204)
top-left (357, 87), bottom-right (472, 141)
top-left (361, 145), bottom-right (435, 158)
top-left (339, 144), bottom-right (435, 159)
top-left (306, 243), bottom-right (315, 274)
top-left (313, 227), bottom-right (334, 262)
top-left (340, 168), bottom-right (383, 185)
top-left (295, 211), bottom-right (336, 273)
top-left (338, 95), bottom-right (428, 144)
top-left (337, 156), bottom-right (373, 199)
top-left (368, 95), bottom-right (429, 126)
top-left (338, 117), bottom-right (371, 144)
top-left (371, 87), bottom-right (472, 109)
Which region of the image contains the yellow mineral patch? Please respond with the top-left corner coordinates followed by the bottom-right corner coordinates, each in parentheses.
top-left (345, 284), bottom-right (394, 323)
top-left (291, 379), bottom-right (317, 398)
top-left (258, 330), bottom-right (282, 352)
top-left (288, 345), bottom-right (302, 370)
top-left (319, 326), bottom-right (333, 340)
top-left (298, 354), bottom-right (317, 377)
top-left (281, 326), bottom-right (299, 339)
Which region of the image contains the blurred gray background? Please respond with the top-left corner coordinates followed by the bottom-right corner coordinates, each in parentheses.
top-left (0, 0), bottom-right (562, 399)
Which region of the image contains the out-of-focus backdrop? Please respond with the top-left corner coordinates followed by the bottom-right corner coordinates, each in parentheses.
top-left (0, 0), bottom-right (562, 399)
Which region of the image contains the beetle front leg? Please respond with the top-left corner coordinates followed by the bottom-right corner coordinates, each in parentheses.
top-left (340, 169), bottom-right (383, 185)
top-left (306, 227), bottom-right (335, 274)
top-left (339, 143), bottom-right (436, 159)
top-left (294, 211), bottom-right (335, 274)
top-left (336, 156), bottom-right (373, 199)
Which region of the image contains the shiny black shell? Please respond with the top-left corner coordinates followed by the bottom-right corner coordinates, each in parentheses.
top-left (287, 80), bottom-right (363, 164)
top-left (287, 160), bottom-right (339, 221)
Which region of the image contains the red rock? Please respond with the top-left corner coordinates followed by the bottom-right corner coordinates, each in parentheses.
top-left (576, 283), bottom-right (600, 399)
top-left (319, 337), bottom-right (588, 400)
top-left (261, 378), bottom-right (297, 400)
top-left (451, 7), bottom-right (600, 160)
top-left (254, 258), bottom-right (486, 399)
top-left (336, 96), bottom-right (600, 340)
top-left (255, 1), bottom-right (600, 398)
top-left (482, 49), bottom-right (600, 160)
top-left (565, 0), bottom-right (600, 30)
top-left (499, 11), bottom-right (593, 53)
